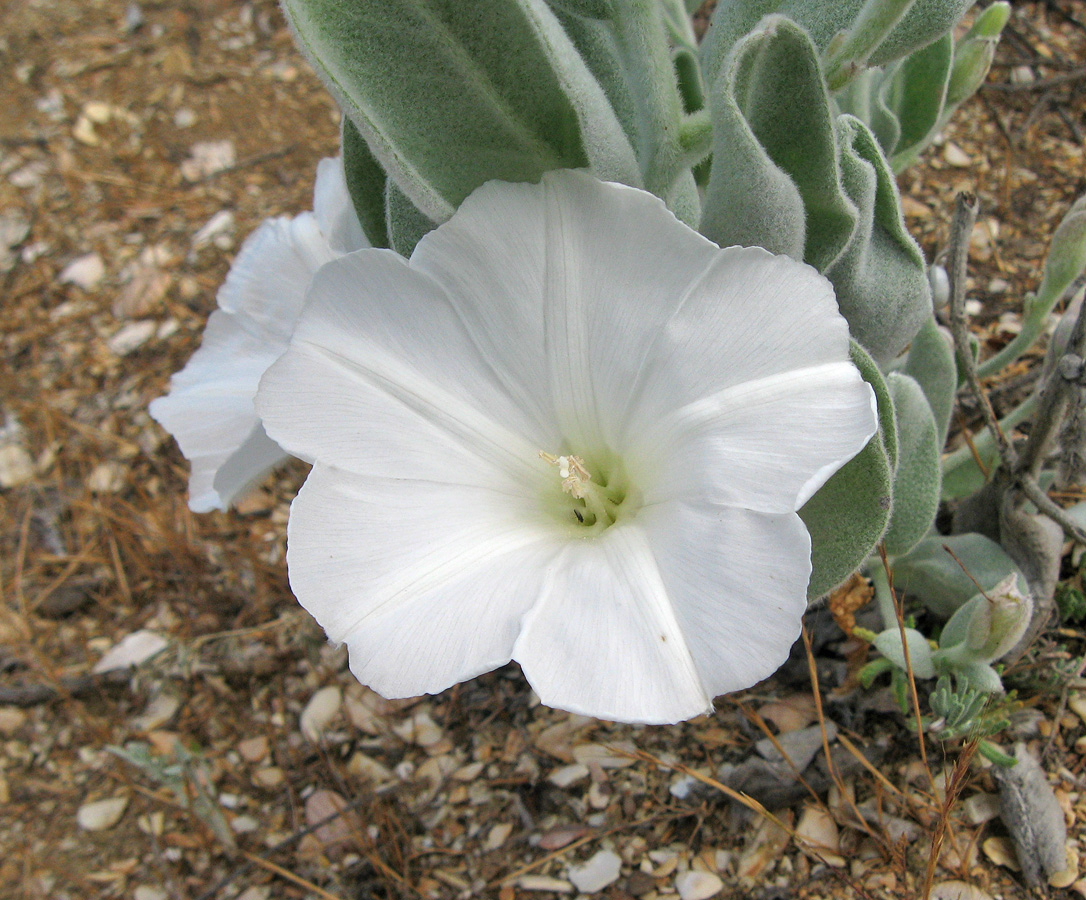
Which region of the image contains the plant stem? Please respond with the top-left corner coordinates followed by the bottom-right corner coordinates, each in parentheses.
top-left (977, 273), bottom-right (1086, 378)
top-left (824, 0), bottom-right (920, 91)
top-left (948, 191), bottom-right (1018, 469)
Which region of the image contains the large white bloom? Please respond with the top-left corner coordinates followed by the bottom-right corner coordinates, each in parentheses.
top-left (150, 156), bottom-right (367, 512)
top-left (257, 170), bottom-right (878, 725)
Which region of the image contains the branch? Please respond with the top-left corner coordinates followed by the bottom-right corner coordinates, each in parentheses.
top-left (947, 192), bottom-right (1017, 470)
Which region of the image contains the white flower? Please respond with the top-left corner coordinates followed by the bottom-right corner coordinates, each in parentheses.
top-left (256, 169), bottom-right (878, 724)
top-left (149, 156), bottom-right (367, 512)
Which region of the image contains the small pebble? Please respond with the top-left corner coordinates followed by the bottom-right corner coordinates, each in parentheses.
top-left (107, 320), bottom-right (156, 356)
top-left (392, 711), bottom-right (443, 747)
top-left (238, 736), bottom-right (269, 763)
top-left (77, 796), bottom-right (129, 831)
top-left (0, 707), bottom-right (28, 736)
top-left (93, 630), bottom-right (168, 672)
top-left (59, 253), bottom-right (105, 290)
top-left (516, 874), bottom-right (574, 893)
top-left (928, 882), bottom-right (995, 900)
top-left (568, 850), bottom-right (622, 893)
top-left (675, 870), bottom-right (724, 900)
top-left (943, 142), bottom-right (973, 168)
top-left (0, 444), bottom-right (35, 488)
top-left (300, 685), bottom-right (342, 741)
top-left (192, 210), bottom-right (235, 248)
top-left (133, 888), bottom-right (167, 900)
top-left (181, 140), bottom-right (235, 181)
top-left (485, 822), bottom-right (513, 852)
top-left (86, 460), bottom-right (127, 493)
top-left (547, 763), bottom-right (589, 788)
top-left (253, 767), bottom-right (285, 788)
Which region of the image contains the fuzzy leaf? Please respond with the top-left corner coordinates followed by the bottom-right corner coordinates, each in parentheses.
top-left (892, 532), bottom-right (1026, 618)
top-left (1035, 195), bottom-right (1086, 308)
top-left (991, 745), bottom-right (1071, 887)
top-left (283, 0), bottom-right (639, 221)
top-left (828, 115), bottom-right (931, 364)
top-left (883, 373), bottom-right (942, 556)
top-left (545, 0), bottom-right (611, 18)
top-left (386, 181), bottom-right (437, 257)
top-left (800, 341), bottom-right (894, 599)
top-left (886, 32), bottom-right (953, 170)
top-left (904, 316), bottom-right (956, 443)
top-left (873, 626), bottom-right (936, 678)
top-left (700, 17), bottom-right (811, 258)
top-left (943, 3), bottom-right (1008, 112)
top-left (834, 68), bottom-right (902, 155)
top-left (341, 118), bottom-right (389, 249)
top-left (954, 661), bottom-right (1004, 692)
top-left (700, 0), bottom-right (976, 91)
top-left (978, 194), bottom-right (1086, 377)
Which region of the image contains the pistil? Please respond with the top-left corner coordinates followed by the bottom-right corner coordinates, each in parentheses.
top-left (539, 451), bottom-right (621, 528)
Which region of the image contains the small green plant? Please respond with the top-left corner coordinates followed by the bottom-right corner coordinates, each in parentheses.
top-left (109, 740), bottom-right (236, 851)
top-left (1056, 581), bottom-right (1086, 624)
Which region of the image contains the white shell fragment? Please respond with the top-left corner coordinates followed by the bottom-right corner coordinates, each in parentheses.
top-left (568, 850), bottom-right (622, 893)
top-left (93, 630), bottom-right (168, 673)
top-left (77, 796), bottom-right (129, 831)
top-left (300, 685), bottom-right (342, 741)
top-left (675, 870), bottom-right (725, 900)
top-left (59, 252), bottom-right (105, 291)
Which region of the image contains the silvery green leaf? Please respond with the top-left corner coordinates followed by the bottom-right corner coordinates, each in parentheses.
top-left (828, 115), bottom-right (932, 363)
top-left (386, 181), bottom-right (437, 257)
top-left (943, 3), bottom-right (1009, 112)
top-left (939, 592), bottom-right (987, 650)
top-left (978, 194), bottom-right (1086, 377)
top-left (701, 16), bottom-right (854, 264)
top-left (873, 626), bottom-right (937, 678)
top-left (892, 532), bottom-right (1026, 618)
top-left (1035, 195), bottom-right (1086, 311)
top-left (283, 0), bottom-right (640, 222)
top-left (903, 316), bottom-right (956, 443)
top-left (545, 0), bottom-right (611, 18)
top-left (801, 341), bottom-right (894, 598)
top-left (673, 46), bottom-right (705, 113)
top-left (834, 68), bottom-right (902, 156)
top-left (342, 118), bottom-right (389, 249)
top-left (938, 574), bottom-right (1030, 663)
top-left (954, 660), bottom-right (1004, 692)
top-left (700, 0), bottom-right (976, 92)
top-left (886, 32), bottom-right (953, 170)
top-left (699, 18), bottom-right (809, 258)
top-left (547, 8), bottom-right (641, 147)
top-left (991, 745), bottom-right (1071, 888)
top-left (883, 372), bottom-right (942, 556)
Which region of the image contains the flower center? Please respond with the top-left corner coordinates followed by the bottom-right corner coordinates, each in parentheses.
top-left (539, 450), bottom-right (629, 533)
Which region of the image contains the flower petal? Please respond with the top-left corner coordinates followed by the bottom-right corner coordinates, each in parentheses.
top-left (258, 250), bottom-right (560, 488)
top-left (638, 500), bottom-right (812, 698)
top-left (616, 245), bottom-right (855, 445)
top-left (513, 524), bottom-right (712, 725)
top-left (410, 169), bottom-right (722, 451)
top-left (215, 214), bottom-right (335, 332)
top-left (150, 211), bottom-right (343, 510)
top-left (288, 464), bottom-right (559, 697)
top-left (313, 156), bottom-right (368, 254)
top-left (150, 307), bottom-right (288, 511)
top-left (639, 361), bottom-right (877, 513)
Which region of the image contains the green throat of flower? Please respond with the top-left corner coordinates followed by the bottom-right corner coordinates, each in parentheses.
top-left (539, 450), bottom-right (632, 535)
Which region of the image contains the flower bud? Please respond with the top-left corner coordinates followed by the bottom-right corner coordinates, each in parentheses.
top-left (940, 574), bottom-right (1032, 665)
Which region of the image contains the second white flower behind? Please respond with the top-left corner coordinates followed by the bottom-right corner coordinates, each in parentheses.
top-left (257, 169), bottom-right (878, 725)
